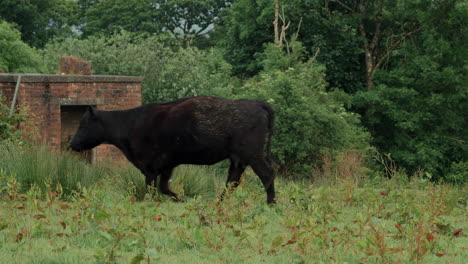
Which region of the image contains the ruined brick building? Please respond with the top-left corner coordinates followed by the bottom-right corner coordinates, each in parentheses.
top-left (0, 58), bottom-right (143, 163)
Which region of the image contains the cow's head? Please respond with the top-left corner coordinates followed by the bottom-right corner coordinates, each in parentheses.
top-left (70, 107), bottom-right (106, 152)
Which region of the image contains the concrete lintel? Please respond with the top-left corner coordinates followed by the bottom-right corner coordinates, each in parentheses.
top-left (0, 74), bottom-right (144, 83)
top-left (57, 98), bottom-right (106, 106)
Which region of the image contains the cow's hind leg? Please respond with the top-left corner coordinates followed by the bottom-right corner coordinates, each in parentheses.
top-left (220, 158), bottom-right (246, 201)
top-left (159, 167), bottom-right (179, 200)
top-left (250, 159), bottom-right (276, 204)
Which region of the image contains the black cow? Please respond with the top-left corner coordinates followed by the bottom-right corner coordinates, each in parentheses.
top-left (70, 96), bottom-right (276, 204)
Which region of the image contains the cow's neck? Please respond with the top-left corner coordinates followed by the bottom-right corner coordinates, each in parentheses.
top-left (99, 110), bottom-right (134, 155)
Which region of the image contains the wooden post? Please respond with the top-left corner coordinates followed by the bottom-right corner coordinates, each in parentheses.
top-left (9, 75), bottom-right (21, 116)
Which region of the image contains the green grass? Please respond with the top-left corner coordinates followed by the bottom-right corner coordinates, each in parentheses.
top-left (0, 143), bottom-right (466, 263)
top-left (0, 141), bottom-right (107, 195)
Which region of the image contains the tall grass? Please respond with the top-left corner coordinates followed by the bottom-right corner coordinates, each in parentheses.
top-left (110, 163), bottom-right (225, 201)
top-left (0, 141), bottom-right (107, 195)
top-left (0, 141), bottom-right (226, 199)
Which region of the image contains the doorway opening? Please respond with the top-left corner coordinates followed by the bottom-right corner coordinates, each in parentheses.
top-left (60, 105), bottom-right (94, 163)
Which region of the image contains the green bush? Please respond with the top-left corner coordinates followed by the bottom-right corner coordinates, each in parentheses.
top-left (0, 21), bottom-right (44, 73)
top-left (237, 42), bottom-right (371, 176)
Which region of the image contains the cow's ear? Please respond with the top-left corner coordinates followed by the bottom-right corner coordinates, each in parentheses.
top-left (88, 106), bottom-right (98, 120)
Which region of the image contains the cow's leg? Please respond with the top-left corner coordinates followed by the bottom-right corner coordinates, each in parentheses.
top-left (220, 159), bottom-right (246, 201)
top-left (159, 167), bottom-right (179, 200)
top-left (143, 168), bottom-right (158, 190)
top-left (250, 159), bottom-right (276, 204)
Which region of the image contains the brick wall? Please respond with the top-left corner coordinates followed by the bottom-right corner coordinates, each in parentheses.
top-left (0, 74), bottom-right (143, 164)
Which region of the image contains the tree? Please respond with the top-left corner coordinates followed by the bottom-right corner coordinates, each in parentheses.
top-left (0, 0), bottom-right (78, 47)
top-left (353, 0), bottom-right (467, 178)
top-left (159, 0), bottom-right (232, 46)
top-left (79, 0), bottom-right (161, 37)
top-left (327, 0), bottom-right (421, 90)
top-left (215, 0), bottom-right (365, 92)
top-left (0, 21), bottom-right (44, 73)
top-left (79, 0), bottom-right (230, 46)
top-left (215, 0), bottom-right (274, 77)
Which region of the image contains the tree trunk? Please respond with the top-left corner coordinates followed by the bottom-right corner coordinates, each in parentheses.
top-left (274, 0), bottom-right (280, 46)
top-left (363, 45), bottom-right (375, 89)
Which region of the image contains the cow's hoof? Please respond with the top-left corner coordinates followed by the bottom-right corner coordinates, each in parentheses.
top-left (171, 195), bottom-right (190, 202)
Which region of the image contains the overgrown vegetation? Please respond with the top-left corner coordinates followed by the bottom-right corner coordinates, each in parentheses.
top-left (0, 96), bottom-right (24, 141)
top-left (0, 145), bottom-right (466, 263)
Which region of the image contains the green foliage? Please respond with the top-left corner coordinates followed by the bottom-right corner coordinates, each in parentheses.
top-left (143, 47), bottom-right (236, 103)
top-left (158, 0), bottom-right (231, 46)
top-left (79, 0), bottom-right (161, 37)
top-left (238, 42), bottom-right (370, 175)
top-left (0, 96), bottom-right (25, 141)
top-left (0, 0), bottom-right (78, 47)
top-left (40, 31), bottom-right (236, 103)
top-left (0, 21), bottom-right (44, 73)
top-left (214, 0), bottom-right (273, 76)
top-left (40, 31), bottom-right (174, 76)
top-left (78, 0), bottom-right (229, 47)
top-left (446, 162), bottom-right (468, 185)
top-left (354, 0), bottom-right (468, 179)
top-left (215, 0), bottom-right (364, 92)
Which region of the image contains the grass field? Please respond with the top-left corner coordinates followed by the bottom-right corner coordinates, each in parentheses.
top-left (0, 143), bottom-right (466, 263)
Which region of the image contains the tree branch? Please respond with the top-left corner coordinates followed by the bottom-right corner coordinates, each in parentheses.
top-left (306, 48), bottom-right (321, 66)
top-left (274, 0), bottom-right (279, 44)
top-left (330, 0), bottom-right (355, 13)
top-left (369, 0), bottom-right (385, 51)
top-left (373, 27), bottom-right (421, 75)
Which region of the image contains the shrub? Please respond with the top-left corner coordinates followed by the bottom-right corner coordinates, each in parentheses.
top-left (237, 42), bottom-right (371, 176)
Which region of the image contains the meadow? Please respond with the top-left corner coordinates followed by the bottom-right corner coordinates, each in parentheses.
top-left (0, 142), bottom-right (466, 264)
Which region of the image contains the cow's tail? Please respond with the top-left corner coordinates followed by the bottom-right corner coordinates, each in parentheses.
top-left (261, 102), bottom-right (274, 164)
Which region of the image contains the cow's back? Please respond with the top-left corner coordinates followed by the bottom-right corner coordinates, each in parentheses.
top-left (171, 97), bottom-right (269, 137)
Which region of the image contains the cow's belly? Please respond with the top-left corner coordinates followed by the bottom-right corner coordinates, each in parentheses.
top-left (174, 148), bottom-right (229, 165)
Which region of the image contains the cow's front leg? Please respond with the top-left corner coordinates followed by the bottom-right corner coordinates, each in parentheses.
top-left (141, 167), bottom-right (159, 194)
top-left (145, 174), bottom-right (158, 189)
top-left (159, 167), bottom-right (180, 200)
